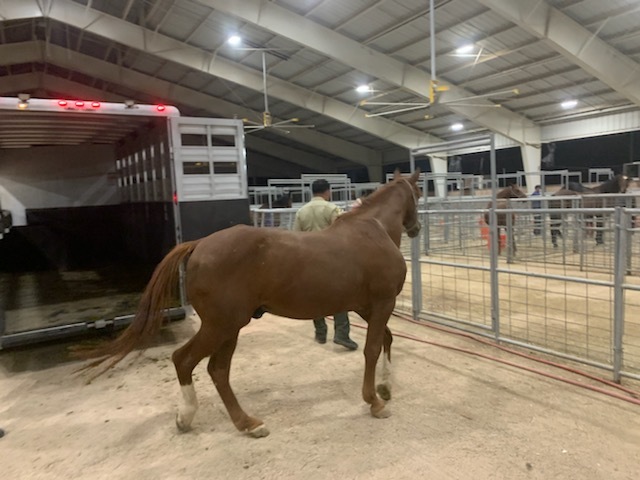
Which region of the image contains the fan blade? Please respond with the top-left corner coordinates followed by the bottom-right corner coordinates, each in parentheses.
top-left (365, 103), bottom-right (432, 117)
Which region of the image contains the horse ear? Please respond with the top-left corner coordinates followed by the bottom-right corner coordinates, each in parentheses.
top-left (393, 168), bottom-right (402, 181)
top-left (410, 168), bottom-right (421, 182)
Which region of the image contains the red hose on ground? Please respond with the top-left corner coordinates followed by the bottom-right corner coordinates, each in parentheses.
top-left (340, 314), bottom-right (640, 407)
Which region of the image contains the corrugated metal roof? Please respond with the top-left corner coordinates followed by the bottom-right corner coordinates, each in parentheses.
top-left (2, 0), bottom-right (640, 172)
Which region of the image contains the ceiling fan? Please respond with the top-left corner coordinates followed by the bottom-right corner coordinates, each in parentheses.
top-left (359, 0), bottom-right (518, 119)
top-left (242, 51), bottom-right (315, 134)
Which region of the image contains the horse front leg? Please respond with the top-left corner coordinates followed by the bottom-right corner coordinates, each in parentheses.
top-left (376, 326), bottom-right (393, 401)
top-left (361, 304), bottom-right (395, 419)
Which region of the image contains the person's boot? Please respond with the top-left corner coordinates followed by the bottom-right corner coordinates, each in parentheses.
top-left (313, 318), bottom-right (327, 344)
top-left (333, 312), bottom-right (358, 351)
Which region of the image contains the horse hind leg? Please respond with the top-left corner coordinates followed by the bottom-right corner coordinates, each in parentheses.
top-left (376, 326), bottom-right (393, 401)
top-left (207, 331), bottom-right (269, 438)
top-left (171, 329), bottom-right (216, 432)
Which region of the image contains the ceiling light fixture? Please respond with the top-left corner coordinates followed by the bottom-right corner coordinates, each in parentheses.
top-left (356, 84), bottom-right (372, 93)
top-left (561, 99), bottom-right (578, 109)
top-left (227, 34), bottom-right (242, 46)
top-left (450, 122), bottom-right (464, 131)
top-left (455, 44), bottom-right (474, 54)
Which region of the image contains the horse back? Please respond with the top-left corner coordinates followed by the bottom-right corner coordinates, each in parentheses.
top-left (185, 222), bottom-right (407, 317)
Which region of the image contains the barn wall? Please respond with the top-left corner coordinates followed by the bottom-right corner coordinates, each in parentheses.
top-left (0, 144), bottom-right (117, 226)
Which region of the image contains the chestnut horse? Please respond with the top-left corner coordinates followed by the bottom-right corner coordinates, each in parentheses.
top-left (82, 170), bottom-right (422, 437)
top-left (483, 184), bottom-right (528, 255)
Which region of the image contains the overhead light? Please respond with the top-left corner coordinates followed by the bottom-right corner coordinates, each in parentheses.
top-left (455, 44), bottom-right (474, 54)
top-left (450, 123), bottom-right (464, 131)
top-left (356, 84), bottom-right (372, 93)
top-left (561, 99), bottom-right (578, 109)
top-left (227, 35), bottom-right (242, 46)
top-left (124, 99), bottom-right (136, 109)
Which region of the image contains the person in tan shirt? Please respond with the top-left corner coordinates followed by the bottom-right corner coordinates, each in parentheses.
top-left (293, 179), bottom-right (358, 351)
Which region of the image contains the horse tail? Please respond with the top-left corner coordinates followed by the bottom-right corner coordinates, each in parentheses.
top-left (77, 240), bottom-right (200, 378)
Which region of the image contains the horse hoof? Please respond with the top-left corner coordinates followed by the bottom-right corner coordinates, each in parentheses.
top-left (247, 424), bottom-right (270, 438)
top-left (371, 404), bottom-right (391, 419)
top-left (376, 384), bottom-right (392, 401)
top-left (175, 414), bottom-right (192, 433)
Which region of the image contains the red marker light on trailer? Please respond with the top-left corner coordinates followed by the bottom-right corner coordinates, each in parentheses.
top-left (156, 104), bottom-right (166, 112)
top-left (91, 101), bottom-right (101, 108)
top-left (58, 100), bottom-right (68, 107)
top-left (75, 101), bottom-right (85, 107)
top-left (173, 192), bottom-right (178, 204)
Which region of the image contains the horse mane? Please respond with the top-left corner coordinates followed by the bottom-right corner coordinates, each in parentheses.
top-left (566, 181), bottom-right (591, 193)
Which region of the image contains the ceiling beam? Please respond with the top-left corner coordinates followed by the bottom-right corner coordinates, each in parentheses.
top-left (478, 0), bottom-right (640, 108)
top-left (199, 0), bottom-right (541, 147)
top-left (0, 71), bottom-right (333, 173)
top-left (0, 0), bottom-right (444, 152)
top-left (244, 135), bottom-right (334, 172)
top-left (0, 41), bottom-right (365, 170)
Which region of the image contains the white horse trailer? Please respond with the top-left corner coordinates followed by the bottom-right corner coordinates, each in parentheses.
top-left (0, 97), bottom-right (250, 348)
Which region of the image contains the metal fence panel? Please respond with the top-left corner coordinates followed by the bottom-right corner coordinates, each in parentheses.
top-left (399, 202), bottom-right (640, 381)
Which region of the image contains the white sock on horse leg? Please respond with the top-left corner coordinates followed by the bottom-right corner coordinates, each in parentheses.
top-left (177, 383), bottom-right (198, 429)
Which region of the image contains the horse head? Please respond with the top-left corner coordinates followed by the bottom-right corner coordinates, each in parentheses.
top-left (617, 174), bottom-right (630, 194)
top-left (393, 168), bottom-right (422, 238)
top-left (595, 174), bottom-right (629, 194)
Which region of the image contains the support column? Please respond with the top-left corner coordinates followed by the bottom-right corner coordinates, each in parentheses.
top-left (521, 144), bottom-right (541, 193)
top-left (430, 155), bottom-right (447, 197)
top-left (366, 156), bottom-right (383, 183)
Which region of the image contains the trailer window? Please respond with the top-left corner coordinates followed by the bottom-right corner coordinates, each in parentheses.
top-left (211, 134), bottom-right (236, 147)
top-left (213, 162), bottom-right (238, 174)
top-left (181, 133), bottom-right (208, 146)
top-left (183, 162), bottom-right (210, 174)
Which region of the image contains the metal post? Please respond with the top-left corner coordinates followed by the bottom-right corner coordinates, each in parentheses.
top-left (506, 199), bottom-right (513, 264)
top-left (261, 51), bottom-right (269, 114)
top-left (410, 151), bottom-right (422, 319)
top-left (489, 134), bottom-right (500, 340)
top-left (411, 235), bottom-right (422, 320)
top-left (613, 207), bottom-right (626, 382)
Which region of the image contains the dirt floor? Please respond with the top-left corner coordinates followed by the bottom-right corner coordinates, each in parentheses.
top-left (1, 312), bottom-right (639, 480)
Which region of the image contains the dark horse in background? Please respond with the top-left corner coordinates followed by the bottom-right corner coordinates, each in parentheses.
top-left (80, 170), bottom-right (422, 437)
top-left (550, 174), bottom-right (630, 247)
top-left (483, 184), bottom-right (528, 255)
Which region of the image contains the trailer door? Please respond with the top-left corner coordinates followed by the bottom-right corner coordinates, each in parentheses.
top-left (170, 117), bottom-right (250, 242)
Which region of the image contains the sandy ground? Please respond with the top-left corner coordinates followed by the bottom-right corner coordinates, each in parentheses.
top-left (1, 312), bottom-right (640, 480)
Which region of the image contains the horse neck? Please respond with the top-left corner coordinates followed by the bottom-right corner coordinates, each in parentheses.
top-left (593, 176), bottom-right (621, 193)
top-left (358, 185), bottom-right (408, 246)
